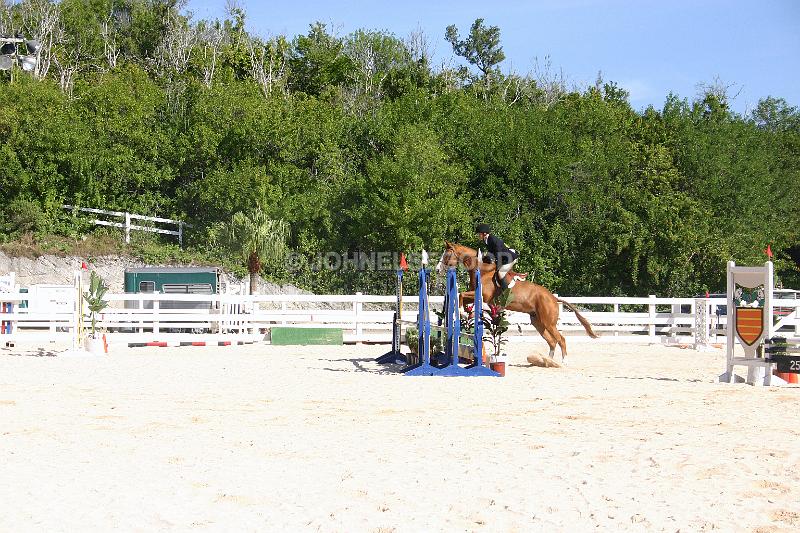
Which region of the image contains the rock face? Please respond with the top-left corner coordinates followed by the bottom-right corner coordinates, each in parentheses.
top-left (0, 253), bottom-right (146, 292)
top-left (0, 251), bottom-right (307, 295)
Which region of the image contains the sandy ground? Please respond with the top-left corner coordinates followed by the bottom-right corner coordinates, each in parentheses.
top-left (1, 339), bottom-right (799, 532)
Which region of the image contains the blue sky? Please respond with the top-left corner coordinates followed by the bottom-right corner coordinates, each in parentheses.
top-left (185, 0), bottom-right (799, 115)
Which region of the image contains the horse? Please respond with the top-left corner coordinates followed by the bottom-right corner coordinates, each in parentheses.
top-left (436, 242), bottom-right (599, 363)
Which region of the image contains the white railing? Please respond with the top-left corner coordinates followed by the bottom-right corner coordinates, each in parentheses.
top-left (0, 295), bottom-right (75, 343)
top-left (7, 291), bottom-right (797, 346)
top-left (63, 205), bottom-right (189, 246)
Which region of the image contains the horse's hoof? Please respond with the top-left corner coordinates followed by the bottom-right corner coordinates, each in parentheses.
top-left (527, 353), bottom-right (562, 368)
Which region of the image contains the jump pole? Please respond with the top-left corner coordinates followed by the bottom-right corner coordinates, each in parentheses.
top-left (722, 260), bottom-right (775, 385)
top-left (375, 259), bottom-right (499, 376)
top-left (1, 272), bottom-right (17, 347)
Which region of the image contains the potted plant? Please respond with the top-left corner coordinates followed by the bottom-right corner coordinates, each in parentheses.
top-left (434, 304), bottom-right (488, 364)
top-left (458, 304), bottom-right (487, 364)
top-left (83, 271), bottom-right (109, 354)
top-left (405, 325), bottom-right (443, 362)
top-left (482, 291), bottom-right (514, 376)
top-left (405, 326), bottom-right (419, 355)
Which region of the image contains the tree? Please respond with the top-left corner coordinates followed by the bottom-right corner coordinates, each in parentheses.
top-left (350, 123), bottom-right (469, 253)
top-left (193, 18), bottom-right (226, 88)
top-left (343, 29), bottom-right (409, 101)
top-left (752, 96), bottom-right (799, 132)
top-left (445, 18), bottom-right (505, 87)
top-left (247, 34), bottom-right (290, 97)
top-left (289, 22), bottom-right (352, 96)
top-left (1, 1), bottom-right (798, 296)
top-left (216, 211), bottom-right (290, 294)
top-left (83, 270), bottom-right (109, 339)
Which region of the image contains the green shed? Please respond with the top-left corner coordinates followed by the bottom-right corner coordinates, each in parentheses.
top-left (124, 267), bottom-right (222, 309)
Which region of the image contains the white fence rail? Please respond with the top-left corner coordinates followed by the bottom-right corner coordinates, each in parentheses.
top-left (4, 290), bottom-right (797, 346)
top-left (63, 205), bottom-right (189, 246)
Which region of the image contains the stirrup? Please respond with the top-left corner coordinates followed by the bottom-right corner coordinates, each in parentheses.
top-left (492, 272), bottom-right (501, 288)
top-left (496, 273), bottom-right (509, 291)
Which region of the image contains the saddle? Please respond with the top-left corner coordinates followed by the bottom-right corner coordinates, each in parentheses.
top-left (491, 269), bottom-right (528, 290)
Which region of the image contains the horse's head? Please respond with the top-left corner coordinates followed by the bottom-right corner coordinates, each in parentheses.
top-left (436, 241), bottom-right (456, 275)
top-left (436, 241), bottom-right (477, 275)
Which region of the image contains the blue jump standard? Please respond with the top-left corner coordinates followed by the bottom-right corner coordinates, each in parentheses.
top-left (401, 267), bottom-right (439, 375)
top-left (377, 268), bottom-right (500, 377)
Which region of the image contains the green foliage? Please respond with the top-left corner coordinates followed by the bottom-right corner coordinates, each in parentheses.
top-left (289, 22), bottom-right (353, 96)
top-left (83, 270), bottom-right (109, 338)
top-left (351, 123), bottom-right (469, 252)
top-left (483, 301), bottom-right (511, 359)
top-left (404, 326), bottom-right (442, 355)
top-left (1, 2), bottom-right (798, 296)
top-left (445, 18), bottom-right (505, 84)
top-left (1, 198), bottom-right (51, 237)
top-left (214, 210), bottom-right (290, 294)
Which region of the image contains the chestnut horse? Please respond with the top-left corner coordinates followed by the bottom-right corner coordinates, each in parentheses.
top-left (436, 242), bottom-right (598, 363)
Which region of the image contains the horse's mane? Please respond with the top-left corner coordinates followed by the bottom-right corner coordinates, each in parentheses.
top-left (452, 243), bottom-right (477, 255)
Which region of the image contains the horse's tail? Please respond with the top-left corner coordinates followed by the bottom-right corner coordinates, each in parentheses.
top-left (557, 298), bottom-right (600, 339)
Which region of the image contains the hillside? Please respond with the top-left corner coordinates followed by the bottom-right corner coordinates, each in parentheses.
top-left (0, 250), bottom-right (306, 295)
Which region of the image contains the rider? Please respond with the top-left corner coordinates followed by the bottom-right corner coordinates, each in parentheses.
top-left (475, 223), bottom-right (519, 290)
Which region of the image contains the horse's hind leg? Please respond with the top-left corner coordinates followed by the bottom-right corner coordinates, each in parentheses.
top-left (546, 325), bottom-right (568, 363)
top-left (530, 314), bottom-right (557, 359)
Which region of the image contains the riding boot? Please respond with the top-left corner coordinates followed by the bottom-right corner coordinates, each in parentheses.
top-left (497, 273), bottom-right (509, 290)
top-left (495, 272), bottom-right (511, 301)
top-left (492, 271), bottom-right (501, 289)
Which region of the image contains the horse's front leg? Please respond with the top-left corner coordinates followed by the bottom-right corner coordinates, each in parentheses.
top-left (459, 290), bottom-right (476, 313)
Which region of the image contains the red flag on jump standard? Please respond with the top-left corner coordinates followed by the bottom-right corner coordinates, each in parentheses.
top-left (765, 244), bottom-right (773, 259)
top-left (399, 253), bottom-right (408, 271)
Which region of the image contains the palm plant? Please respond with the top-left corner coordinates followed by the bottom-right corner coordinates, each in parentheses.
top-left (83, 271), bottom-right (109, 339)
top-left (217, 211), bottom-right (290, 295)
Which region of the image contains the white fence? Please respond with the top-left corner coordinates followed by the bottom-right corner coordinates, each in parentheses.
top-left (63, 205), bottom-right (189, 246)
top-left (4, 289), bottom-right (797, 347)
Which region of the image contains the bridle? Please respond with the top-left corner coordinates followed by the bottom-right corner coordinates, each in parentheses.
top-left (437, 245), bottom-right (479, 275)
top-left (437, 245), bottom-right (462, 274)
